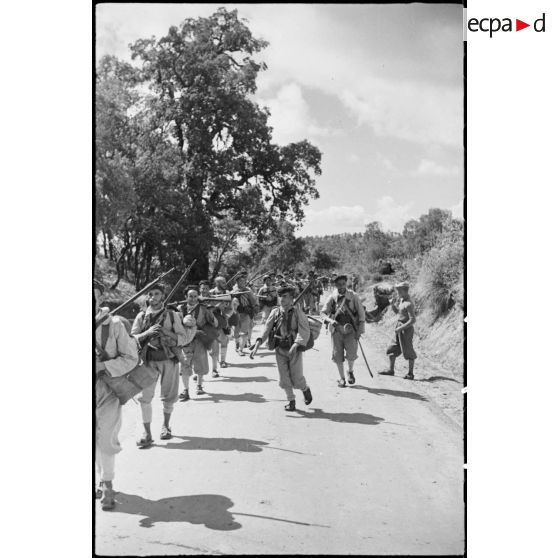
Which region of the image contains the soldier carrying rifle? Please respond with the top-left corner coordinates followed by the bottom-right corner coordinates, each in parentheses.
top-left (251, 285), bottom-right (313, 412)
top-left (131, 283), bottom-right (189, 447)
top-left (321, 273), bottom-right (366, 388)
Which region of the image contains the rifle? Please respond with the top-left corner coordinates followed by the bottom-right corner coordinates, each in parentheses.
top-left (247, 271), bottom-right (267, 286)
top-left (173, 290), bottom-right (252, 307)
top-left (226, 271), bottom-right (242, 288)
top-left (146, 259), bottom-right (197, 324)
top-left (293, 282), bottom-right (312, 306)
top-left (95, 267), bottom-right (175, 329)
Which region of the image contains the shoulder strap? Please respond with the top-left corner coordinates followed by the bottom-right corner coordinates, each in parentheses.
top-left (101, 323), bottom-right (110, 350)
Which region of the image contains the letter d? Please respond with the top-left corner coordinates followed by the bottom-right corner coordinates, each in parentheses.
top-left (534, 13), bottom-right (545, 32)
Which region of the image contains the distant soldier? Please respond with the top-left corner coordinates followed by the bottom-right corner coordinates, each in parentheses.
top-left (257, 275), bottom-right (278, 324)
top-left (379, 281), bottom-right (417, 379)
top-left (231, 272), bottom-right (258, 355)
top-left (199, 279), bottom-right (211, 298)
top-left (321, 274), bottom-right (366, 387)
top-left (210, 276), bottom-right (228, 296)
top-left (252, 285), bottom-right (313, 411)
top-left (210, 276), bottom-right (232, 372)
top-left (131, 283), bottom-right (188, 446)
top-left (95, 280), bottom-right (139, 510)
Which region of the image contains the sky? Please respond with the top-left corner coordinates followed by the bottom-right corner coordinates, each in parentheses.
top-left (96, 3), bottom-right (464, 236)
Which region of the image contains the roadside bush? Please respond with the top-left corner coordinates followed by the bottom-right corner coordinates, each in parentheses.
top-left (414, 240), bottom-right (463, 319)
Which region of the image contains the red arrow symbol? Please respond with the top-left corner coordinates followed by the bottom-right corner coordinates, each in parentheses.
top-left (516, 19), bottom-right (530, 31)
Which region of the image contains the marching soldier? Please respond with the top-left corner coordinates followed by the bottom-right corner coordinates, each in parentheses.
top-left (257, 275), bottom-right (278, 324)
top-left (379, 281), bottom-right (417, 379)
top-left (95, 280), bottom-right (139, 510)
top-left (178, 287), bottom-right (219, 396)
top-left (131, 284), bottom-right (188, 447)
top-left (210, 276), bottom-right (229, 296)
top-left (252, 285), bottom-right (313, 411)
top-left (321, 274), bottom-right (366, 387)
top-left (199, 279), bottom-right (211, 298)
top-left (231, 272), bottom-right (258, 355)
top-left (209, 276), bottom-right (232, 372)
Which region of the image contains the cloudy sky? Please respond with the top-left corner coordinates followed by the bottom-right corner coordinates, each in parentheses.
top-left (97, 3), bottom-right (463, 236)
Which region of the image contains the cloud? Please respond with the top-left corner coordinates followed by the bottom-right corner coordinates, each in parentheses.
top-left (249, 5), bottom-right (462, 147)
top-left (414, 158), bottom-right (460, 176)
top-left (260, 83), bottom-right (335, 145)
top-left (372, 196), bottom-right (413, 232)
top-left (300, 205), bottom-right (372, 236)
top-left (96, 4), bottom-right (463, 148)
top-left (348, 153), bottom-right (360, 163)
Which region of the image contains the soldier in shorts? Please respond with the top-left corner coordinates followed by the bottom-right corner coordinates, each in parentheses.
top-left (379, 281), bottom-right (417, 379)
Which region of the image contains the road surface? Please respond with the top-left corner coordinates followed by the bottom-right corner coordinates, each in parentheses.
top-left (96, 307), bottom-right (464, 555)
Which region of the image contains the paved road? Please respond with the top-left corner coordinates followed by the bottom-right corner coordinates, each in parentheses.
top-left (96, 311), bottom-right (464, 555)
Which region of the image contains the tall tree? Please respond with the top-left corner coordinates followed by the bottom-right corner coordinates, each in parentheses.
top-left (120, 8), bottom-right (321, 279)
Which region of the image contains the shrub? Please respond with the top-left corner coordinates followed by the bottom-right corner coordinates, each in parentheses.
top-left (414, 240), bottom-right (463, 319)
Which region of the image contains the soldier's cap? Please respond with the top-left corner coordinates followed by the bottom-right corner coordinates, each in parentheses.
top-left (278, 285), bottom-right (296, 296)
top-left (263, 274), bottom-right (270, 280)
top-left (93, 278), bottom-right (105, 294)
top-left (333, 274), bottom-right (348, 283)
top-left (199, 279), bottom-right (210, 286)
top-left (395, 281), bottom-right (410, 290)
top-left (215, 276), bottom-right (226, 283)
top-left (149, 283), bottom-right (166, 294)
top-left (185, 284), bottom-right (199, 293)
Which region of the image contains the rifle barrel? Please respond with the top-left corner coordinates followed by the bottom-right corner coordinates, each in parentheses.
top-left (96, 267), bottom-right (175, 327)
top-left (164, 259), bottom-right (197, 305)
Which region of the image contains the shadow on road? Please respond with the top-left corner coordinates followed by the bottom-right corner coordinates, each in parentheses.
top-left (219, 375), bottom-right (274, 383)
top-left (162, 435), bottom-right (270, 452)
top-left (351, 385), bottom-right (428, 401)
top-left (416, 375), bottom-right (460, 384)
top-left (230, 362), bottom-right (276, 369)
top-left (112, 493), bottom-right (328, 530)
top-left (195, 392), bottom-right (268, 404)
top-left (113, 493), bottom-right (242, 530)
top-left (291, 408), bottom-right (384, 426)
top-left (162, 435), bottom-right (308, 455)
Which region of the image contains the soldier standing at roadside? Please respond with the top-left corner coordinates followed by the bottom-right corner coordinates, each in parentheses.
top-left (379, 281), bottom-right (417, 379)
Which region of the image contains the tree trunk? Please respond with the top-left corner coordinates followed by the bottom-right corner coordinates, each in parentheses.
top-left (102, 230), bottom-right (108, 258)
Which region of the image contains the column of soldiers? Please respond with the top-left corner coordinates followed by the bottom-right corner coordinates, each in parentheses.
top-left (95, 269), bottom-right (417, 511)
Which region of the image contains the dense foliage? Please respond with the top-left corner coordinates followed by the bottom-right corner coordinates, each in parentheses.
top-left (96, 8), bottom-right (322, 287)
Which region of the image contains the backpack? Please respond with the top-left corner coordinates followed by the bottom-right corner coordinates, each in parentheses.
top-left (268, 307), bottom-right (316, 352)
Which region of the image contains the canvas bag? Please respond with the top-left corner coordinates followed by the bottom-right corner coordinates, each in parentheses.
top-left (185, 304), bottom-right (220, 350)
top-left (97, 321), bottom-right (158, 405)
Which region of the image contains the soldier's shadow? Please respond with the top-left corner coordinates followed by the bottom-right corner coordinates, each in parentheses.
top-left (162, 435), bottom-right (269, 452)
top-left (200, 391), bottom-right (268, 404)
top-left (218, 375), bottom-right (274, 383)
top-left (112, 493), bottom-right (330, 530)
top-left (291, 408), bottom-right (384, 426)
top-left (351, 385), bottom-right (428, 401)
top-left (230, 362), bottom-right (275, 369)
top-left (113, 492), bottom-right (241, 530)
